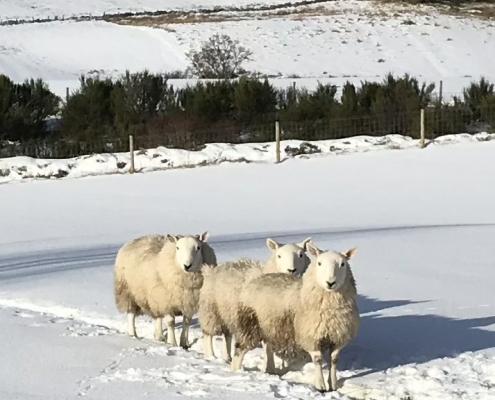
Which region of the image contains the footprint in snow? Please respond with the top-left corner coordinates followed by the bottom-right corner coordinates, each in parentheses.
top-left (13, 311), bottom-right (35, 318)
top-left (178, 389), bottom-right (209, 397)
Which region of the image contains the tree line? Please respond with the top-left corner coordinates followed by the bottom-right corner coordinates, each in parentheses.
top-left (1, 71), bottom-right (495, 156)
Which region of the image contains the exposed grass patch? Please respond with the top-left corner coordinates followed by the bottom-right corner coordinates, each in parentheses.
top-left (379, 0), bottom-right (495, 19)
top-left (106, 2), bottom-right (343, 26)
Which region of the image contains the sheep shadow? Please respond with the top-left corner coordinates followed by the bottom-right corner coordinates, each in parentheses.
top-left (172, 294), bottom-right (495, 380)
top-left (340, 294), bottom-right (495, 376)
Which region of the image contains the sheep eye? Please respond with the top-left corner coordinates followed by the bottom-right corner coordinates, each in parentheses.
top-left (196, 246), bottom-right (200, 251)
top-left (176, 247), bottom-right (179, 251)
top-left (298, 253), bottom-right (303, 258)
top-left (277, 255), bottom-right (281, 259)
top-left (318, 261), bottom-right (322, 266)
top-left (340, 261), bottom-right (345, 267)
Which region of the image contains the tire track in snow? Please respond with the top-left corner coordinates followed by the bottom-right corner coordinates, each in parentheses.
top-left (1, 222), bottom-right (494, 280)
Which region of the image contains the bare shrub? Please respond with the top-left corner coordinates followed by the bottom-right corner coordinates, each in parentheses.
top-left (186, 34), bottom-right (253, 79)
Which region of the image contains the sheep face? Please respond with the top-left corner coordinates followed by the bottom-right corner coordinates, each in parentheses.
top-left (307, 244), bottom-right (357, 292)
top-left (266, 237), bottom-right (312, 275)
top-left (167, 231), bottom-right (210, 273)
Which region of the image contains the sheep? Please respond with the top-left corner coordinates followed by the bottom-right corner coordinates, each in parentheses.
top-left (198, 237), bottom-right (312, 367)
top-left (113, 231), bottom-right (217, 349)
top-left (232, 243), bottom-right (359, 392)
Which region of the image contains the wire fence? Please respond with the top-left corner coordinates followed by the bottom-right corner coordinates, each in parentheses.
top-left (1, 105), bottom-right (494, 160)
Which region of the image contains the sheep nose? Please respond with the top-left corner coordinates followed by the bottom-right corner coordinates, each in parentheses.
top-left (184, 264), bottom-right (192, 271)
top-left (326, 281), bottom-right (336, 289)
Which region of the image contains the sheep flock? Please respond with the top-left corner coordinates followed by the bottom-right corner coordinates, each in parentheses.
top-left (114, 231), bottom-right (360, 393)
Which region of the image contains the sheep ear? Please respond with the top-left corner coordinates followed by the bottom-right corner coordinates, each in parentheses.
top-left (307, 243), bottom-right (322, 257)
top-left (342, 247), bottom-right (358, 260)
top-left (266, 238), bottom-right (280, 252)
top-left (299, 237), bottom-right (312, 251)
top-left (167, 234), bottom-right (178, 243)
top-left (196, 231), bottom-right (209, 243)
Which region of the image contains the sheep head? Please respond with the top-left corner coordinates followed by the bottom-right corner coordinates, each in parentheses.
top-left (307, 243), bottom-right (357, 292)
top-left (167, 231), bottom-right (210, 273)
top-left (266, 237), bottom-right (312, 275)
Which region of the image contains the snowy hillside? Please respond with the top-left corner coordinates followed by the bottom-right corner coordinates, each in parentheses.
top-left (1, 141), bottom-right (495, 399)
top-left (0, 0), bottom-right (300, 20)
top-left (0, 0), bottom-right (494, 100)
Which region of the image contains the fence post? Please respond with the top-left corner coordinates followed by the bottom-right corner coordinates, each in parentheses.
top-left (275, 119), bottom-right (281, 163)
top-left (129, 135), bottom-right (135, 173)
top-left (420, 109), bottom-right (425, 149)
top-left (66, 87), bottom-right (69, 103)
top-left (439, 80), bottom-right (443, 105)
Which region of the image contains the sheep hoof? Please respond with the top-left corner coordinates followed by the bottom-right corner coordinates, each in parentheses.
top-left (180, 341), bottom-right (190, 350)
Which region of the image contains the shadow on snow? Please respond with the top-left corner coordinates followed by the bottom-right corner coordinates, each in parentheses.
top-left (341, 294), bottom-right (495, 375)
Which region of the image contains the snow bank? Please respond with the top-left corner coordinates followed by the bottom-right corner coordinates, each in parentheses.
top-left (1, 133), bottom-right (493, 184)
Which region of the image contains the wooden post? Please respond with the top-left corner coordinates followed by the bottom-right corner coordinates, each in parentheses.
top-left (420, 109), bottom-right (425, 149)
top-left (275, 120), bottom-right (281, 163)
top-left (129, 135), bottom-right (135, 173)
top-left (439, 80), bottom-right (443, 105)
top-left (66, 87), bottom-right (70, 103)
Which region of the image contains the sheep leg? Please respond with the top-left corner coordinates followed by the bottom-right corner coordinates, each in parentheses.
top-left (328, 347), bottom-right (341, 391)
top-left (154, 317), bottom-right (164, 341)
top-left (262, 341), bottom-right (276, 374)
top-left (309, 350), bottom-right (326, 392)
top-left (231, 344), bottom-right (248, 372)
top-left (127, 312), bottom-right (137, 337)
top-left (165, 315), bottom-right (177, 346)
top-left (203, 334), bottom-right (215, 358)
top-left (179, 316), bottom-right (190, 350)
top-left (222, 333), bottom-right (233, 363)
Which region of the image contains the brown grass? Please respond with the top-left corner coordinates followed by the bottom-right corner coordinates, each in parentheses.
top-left (455, 3), bottom-right (495, 20)
top-left (107, 0), bottom-right (495, 28)
top-left (378, 0), bottom-right (495, 20)
top-left (111, 13), bottom-right (236, 27)
top-left (289, 5), bottom-right (340, 20)
top-left (107, 4), bottom-right (344, 27)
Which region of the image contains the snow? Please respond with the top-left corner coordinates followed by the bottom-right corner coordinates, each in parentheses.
top-left (1, 133), bottom-right (494, 184)
top-left (1, 1), bottom-right (495, 100)
top-left (0, 21), bottom-right (188, 83)
top-left (1, 139), bottom-right (495, 399)
top-left (2, 0), bottom-right (495, 397)
top-left (0, 0), bottom-right (297, 20)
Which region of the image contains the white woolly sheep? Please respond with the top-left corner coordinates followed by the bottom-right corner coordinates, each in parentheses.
top-left (198, 237), bottom-right (312, 365)
top-left (114, 231), bottom-right (217, 349)
top-left (232, 243), bottom-right (359, 392)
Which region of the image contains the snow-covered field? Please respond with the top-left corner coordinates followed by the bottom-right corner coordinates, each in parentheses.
top-left (1, 133), bottom-right (494, 184)
top-left (0, 0), bottom-right (299, 20)
top-left (2, 0), bottom-right (495, 397)
top-left (1, 139), bottom-right (495, 399)
top-left (1, 0), bottom-right (494, 100)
